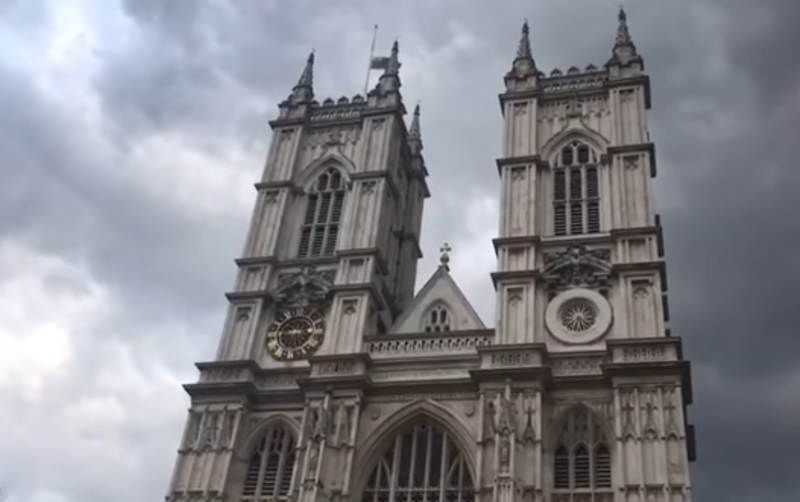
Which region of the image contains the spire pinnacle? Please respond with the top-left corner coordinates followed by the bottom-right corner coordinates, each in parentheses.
top-left (290, 50), bottom-right (315, 104)
top-left (387, 39), bottom-right (400, 75)
top-left (508, 19), bottom-right (537, 79)
top-left (409, 102), bottom-right (421, 138)
top-left (516, 20), bottom-right (532, 60)
top-left (297, 50), bottom-right (314, 88)
top-left (615, 7), bottom-right (632, 46)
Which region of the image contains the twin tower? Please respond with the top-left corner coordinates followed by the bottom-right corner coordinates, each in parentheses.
top-left (164, 9), bottom-right (697, 502)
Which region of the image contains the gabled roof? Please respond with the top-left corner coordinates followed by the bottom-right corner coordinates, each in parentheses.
top-left (389, 265), bottom-right (486, 334)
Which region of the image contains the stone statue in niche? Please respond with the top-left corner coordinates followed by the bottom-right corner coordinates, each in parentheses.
top-left (491, 393), bottom-right (517, 436)
top-left (498, 434), bottom-right (511, 472)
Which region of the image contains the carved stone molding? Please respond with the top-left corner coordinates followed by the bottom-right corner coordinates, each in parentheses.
top-left (367, 333), bottom-right (492, 358)
top-left (551, 356), bottom-right (608, 377)
top-left (369, 392), bottom-right (477, 403)
top-left (370, 369), bottom-right (469, 382)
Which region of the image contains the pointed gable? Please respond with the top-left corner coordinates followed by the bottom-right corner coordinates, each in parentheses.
top-left (390, 266), bottom-right (486, 334)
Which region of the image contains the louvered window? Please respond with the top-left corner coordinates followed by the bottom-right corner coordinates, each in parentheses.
top-left (553, 407), bottom-right (613, 494)
top-left (242, 425), bottom-right (296, 501)
top-left (298, 167), bottom-right (346, 258)
top-left (553, 141), bottom-right (601, 236)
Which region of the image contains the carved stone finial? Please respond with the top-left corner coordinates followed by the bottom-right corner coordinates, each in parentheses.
top-left (291, 50), bottom-right (315, 103)
top-left (608, 5), bottom-right (640, 67)
top-left (509, 19), bottom-right (537, 77)
top-left (439, 242), bottom-right (452, 271)
top-left (409, 102), bottom-right (421, 138)
top-left (615, 7), bottom-right (632, 46)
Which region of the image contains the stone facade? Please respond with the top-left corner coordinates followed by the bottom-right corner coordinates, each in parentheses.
top-left (164, 10), bottom-right (697, 502)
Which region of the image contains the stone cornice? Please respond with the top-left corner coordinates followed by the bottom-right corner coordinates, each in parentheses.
top-left (336, 247), bottom-right (389, 275)
top-left (253, 180), bottom-right (294, 191)
top-left (268, 117), bottom-right (307, 129)
top-left (494, 155), bottom-right (547, 176)
top-left (233, 256), bottom-right (339, 270)
top-left (605, 73), bottom-right (652, 109)
top-left (490, 270), bottom-right (538, 289)
top-left (492, 236), bottom-right (542, 255)
top-left (603, 360), bottom-right (692, 403)
top-left (329, 281), bottom-right (389, 312)
top-left (607, 142), bottom-right (657, 178)
top-left (184, 336), bottom-right (694, 407)
top-left (350, 170), bottom-right (400, 201)
top-left (364, 328), bottom-right (495, 342)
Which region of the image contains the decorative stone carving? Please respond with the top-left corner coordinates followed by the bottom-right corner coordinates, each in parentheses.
top-left (200, 411), bottom-right (220, 449)
top-left (316, 360), bottom-right (355, 375)
top-left (542, 245), bottom-right (612, 291)
top-left (490, 351), bottom-right (535, 367)
top-left (520, 393), bottom-right (537, 442)
top-left (623, 346), bottom-right (666, 362)
top-left (256, 373), bottom-right (298, 388)
top-left (204, 367), bottom-right (242, 382)
top-left (620, 390), bottom-right (637, 438)
top-left (551, 357), bottom-right (607, 376)
top-left (264, 190), bottom-right (280, 204)
top-left (366, 333), bottom-right (492, 357)
top-left (272, 266), bottom-right (334, 310)
top-left (545, 288), bottom-right (613, 345)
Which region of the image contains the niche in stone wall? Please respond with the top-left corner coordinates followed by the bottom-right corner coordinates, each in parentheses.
top-left (629, 278), bottom-right (656, 338)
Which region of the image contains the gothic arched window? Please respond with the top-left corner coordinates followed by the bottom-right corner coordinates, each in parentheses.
top-left (553, 141), bottom-right (600, 236)
top-left (242, 424), bottom-right (297, 500)
top-left (362, 419), bottom-right (474, 502)
top-left (423, 304), bottom-right (451, 332)
top-left (298, 167), bottom-right (346, 258)
top-left (553, 407), bottom-right (612, 493)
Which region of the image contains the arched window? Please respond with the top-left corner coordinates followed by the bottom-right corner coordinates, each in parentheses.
top-left (242, 424), bottom-right (297, 500)
top-left (553, 407), bottom-right (612, 493)
top-left (423, 304), bottom-right (451, 332)
top-left (298, 167), bottom-right (346, 258)
top-left (553, 141), bottom-right (600, 236)
top-left (362, 419), bottom-right (474, 502)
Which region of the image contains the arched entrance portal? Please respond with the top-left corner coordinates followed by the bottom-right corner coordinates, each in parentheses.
top-left (361, 418), bottom-right (475, 502)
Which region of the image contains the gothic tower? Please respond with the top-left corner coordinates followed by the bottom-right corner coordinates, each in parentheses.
top-left (163, 10), bottom-right (696, 502)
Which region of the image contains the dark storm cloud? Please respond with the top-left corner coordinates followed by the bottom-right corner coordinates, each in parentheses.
top-left (1, 0), bottom-right (799, 501)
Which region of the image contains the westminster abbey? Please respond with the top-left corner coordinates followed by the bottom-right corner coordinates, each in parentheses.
top-left (164, 9), bottom-right (697, 502)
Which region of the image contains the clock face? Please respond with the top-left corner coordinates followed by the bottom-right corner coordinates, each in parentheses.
top-left (266, 308), bottom-right (325, 361)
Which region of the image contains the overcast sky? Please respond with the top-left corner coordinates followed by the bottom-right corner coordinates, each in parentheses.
top-left (0, 0), bottom-right (799, 501)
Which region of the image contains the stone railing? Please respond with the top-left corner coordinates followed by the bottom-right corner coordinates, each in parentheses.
top-left (366, 332), bottom-right (493, 358)
top-left (540, 75), bottom-right (607, 94)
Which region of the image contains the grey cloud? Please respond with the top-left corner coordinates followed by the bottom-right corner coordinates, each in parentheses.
top-left (1, 0), bottom-right (799, 501)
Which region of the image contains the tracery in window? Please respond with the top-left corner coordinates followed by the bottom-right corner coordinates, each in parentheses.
top-left (553, 141), bottom-right (601, 236)
top-left (553, 407), bottom-right (612, 492)
top-left (242, 424), bottom-right (297, 501)
top-left (362, 420), bottom-right (474, 502)
top-left (298, 167), bottom-right (346, 258)
top-left (423, 303), bottom-right (451, 332)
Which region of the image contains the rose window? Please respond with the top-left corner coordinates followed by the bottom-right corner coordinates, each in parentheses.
top-left (559, 298), bottom-right (598, 333)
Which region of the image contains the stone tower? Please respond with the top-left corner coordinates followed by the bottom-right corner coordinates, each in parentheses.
top-left (163, 10), bottom-right (696, 502)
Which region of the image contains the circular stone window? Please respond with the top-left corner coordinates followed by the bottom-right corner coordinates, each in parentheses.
top-left (545, 288), bottom-right (612, 345)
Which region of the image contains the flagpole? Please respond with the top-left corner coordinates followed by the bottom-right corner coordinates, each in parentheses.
top-left (364, 24), bottom-right (379, 95)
